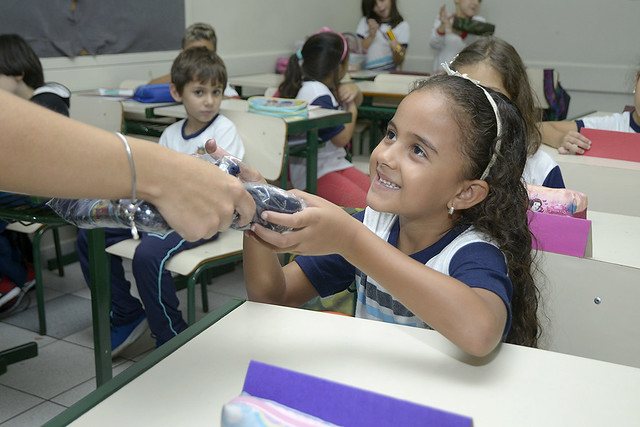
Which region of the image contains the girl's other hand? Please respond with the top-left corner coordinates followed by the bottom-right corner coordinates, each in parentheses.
top-left (246, 190), bottom-right (361, 257)
top-left (367, 18), bottom-right (380, 35)
top-left (557, 131), bottom-right (592, 155)
top-left (438, 4), bottom-right (453, 33)
top-left (338, 82), bottom-right (363, 107)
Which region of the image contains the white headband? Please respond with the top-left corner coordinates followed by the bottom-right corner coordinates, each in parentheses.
top-left (441, 61), bottom-right (503, 181)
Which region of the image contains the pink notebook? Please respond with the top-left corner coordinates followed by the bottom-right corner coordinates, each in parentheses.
top-left (580, 128), bottom-right (640, 162)
top-left (528, 211), bottom-right (592, 257)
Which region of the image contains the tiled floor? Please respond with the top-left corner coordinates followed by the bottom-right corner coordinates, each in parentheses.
top-left (0, 258), bottom-right (247, 426)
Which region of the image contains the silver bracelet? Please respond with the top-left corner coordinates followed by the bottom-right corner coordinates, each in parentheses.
top-left (115, 132), bottom-right (139, 239)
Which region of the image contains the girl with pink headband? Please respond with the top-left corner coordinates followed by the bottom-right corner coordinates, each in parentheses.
top-left (278, 30), bottom-right (370, 209)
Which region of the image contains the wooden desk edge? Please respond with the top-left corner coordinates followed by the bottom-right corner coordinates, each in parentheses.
top-left (43, 299), bottom-right (245, 427)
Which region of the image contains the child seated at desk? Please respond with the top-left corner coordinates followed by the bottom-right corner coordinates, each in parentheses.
top-left (539, 69), bottom-right (640, 155)
top-left (450, 37), bottom-right (565, 188)
top-left (148, 22), bottom-right (239, 98)
top-left (0, 34), bottom-right (71, 311)
top-left (356, 0), bottom-right (409, 71)
top-left (233, 73), bottom-right (540, 358)
top-left (278, 29), bottom-right (370, 209)
top-left (77, 47), bottom-right (244, 356)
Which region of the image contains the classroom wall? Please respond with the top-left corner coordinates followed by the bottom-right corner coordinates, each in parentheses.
top-left (39, 0), bottom-right (638, 118)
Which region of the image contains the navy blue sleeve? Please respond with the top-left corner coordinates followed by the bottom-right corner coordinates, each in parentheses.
top-left (311, 95), bottom-right (345, 142)
top-left (448, 242), bottom-right (513, 336)
top-left (295, 254), bottom-right (355, 297)
top-left (542, 166), bottom-right (565, 189)
top-left (294, 210), bottom-right (365, 297)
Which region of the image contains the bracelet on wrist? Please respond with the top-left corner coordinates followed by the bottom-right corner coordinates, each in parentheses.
top-left (115, 132), bottom-right (140, 239)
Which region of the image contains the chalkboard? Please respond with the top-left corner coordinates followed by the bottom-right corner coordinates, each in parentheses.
top-left (0, 0), bottom-right (185, 58)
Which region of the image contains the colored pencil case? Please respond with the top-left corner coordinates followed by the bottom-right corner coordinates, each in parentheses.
top-left (248, 96), bottom-right (308, 119)
top-left (527, 185), bottom-right (588, 218)
top-left (221, 392), bottom-right (338, 427)
top-left (132, 84), bottom-right (175, 103)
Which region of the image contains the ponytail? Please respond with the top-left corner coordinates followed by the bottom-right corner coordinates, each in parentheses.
top-left (278, 53), bottom-right (304, 99)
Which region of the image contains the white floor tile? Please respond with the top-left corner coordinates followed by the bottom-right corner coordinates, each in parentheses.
top-left (0, 340), bottom-right (95, 400)
top-left (50, 360), bottom-right (134, 407)
top-left (0, 385), bottom-right (43, 424)
top-left (0, 322), bottom-right (56, 349)
top-left (0, 401), bottom-right (66, 427)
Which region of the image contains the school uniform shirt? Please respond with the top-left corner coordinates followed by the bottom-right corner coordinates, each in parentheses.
top-left (356, 18), bottom-right (410, 71)
top-left (429, 16), bottom-right (486, 73)
top-left (523, 149), bottom-right (565, 188)
top-left (158, 113), bottom-right (244, 159)
top-left (288, 81), bottom-right (353, 190)
top-left (295, 208), bottom-right (513, 335)
top-left (576, 110), bottom-right (640, 134)
top-left (31, 82), bottom-right (71, 117)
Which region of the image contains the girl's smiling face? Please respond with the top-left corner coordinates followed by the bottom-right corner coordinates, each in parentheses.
top-left (367, 89), bottom-right (468, 221)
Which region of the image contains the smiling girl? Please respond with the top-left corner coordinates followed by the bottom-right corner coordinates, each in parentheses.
top-left (239, 73), bottom-right (540, 357)
top-left (357, 0), bottom-right (409, 70)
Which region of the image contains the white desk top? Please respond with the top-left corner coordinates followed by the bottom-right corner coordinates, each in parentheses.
top-left (71, 302), bottom-right (640, 426)
top-left (539, 144), bottom-right (640, 216)
top-left (228, 73), bottom-right (283, 90)
top-left (355, 80), bottom-right (411, 98)
top-left (151, 98), bottom-right (349, 123)
top-left (588, 210), bottom-right (640, 268)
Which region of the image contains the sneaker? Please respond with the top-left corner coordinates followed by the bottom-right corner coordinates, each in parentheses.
top-left (0, 277), bottom-right (20, 310)
top-left (21, 263), bottom-right (36, 294)
top-left (111, 314), bottom-right (148, 358)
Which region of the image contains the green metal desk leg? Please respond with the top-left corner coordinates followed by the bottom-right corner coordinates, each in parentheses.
top-left (306, 129), bottom-right (319, 194)
top-left (32, 228), bottom-right (47, 335)
top-left (87, 228), bottom-right (113, 386)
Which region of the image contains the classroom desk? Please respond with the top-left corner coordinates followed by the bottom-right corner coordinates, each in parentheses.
top-left (540, 144), bottom-right (640, 216)
top-left (47, 300), bottom-right (640, 427)
top-left (228, 73), bottom-right (284, 97)
top-left (0, 199), bottom-right (112, 387)
top-left (150, 99), bottom-right (352, 194)
top-left (588, 210), bottom-right (640, 268)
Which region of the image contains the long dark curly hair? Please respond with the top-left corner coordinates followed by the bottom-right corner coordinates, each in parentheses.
top-left (413, 75), bottom-right (541, 347)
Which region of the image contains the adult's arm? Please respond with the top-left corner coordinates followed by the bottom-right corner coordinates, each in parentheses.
top-left (0, 90), bottom-right (255, 241)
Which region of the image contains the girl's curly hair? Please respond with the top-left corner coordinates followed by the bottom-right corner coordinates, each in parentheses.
top-left (413, 75), bottom-right (541, 347)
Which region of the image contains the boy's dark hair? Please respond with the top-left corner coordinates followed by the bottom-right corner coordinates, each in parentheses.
top-left (361, 0), bottom-right (404, 27)
top-left (0, 34), bottom-right (44, 90)
top-left (278, 32), bottom-right (348, 102)
top-left (182, 22), bottom-right (217, 51)
top-left (412, 75), bottom-right (541, 348)
top-left (170, 46), bottom-right (227, 94)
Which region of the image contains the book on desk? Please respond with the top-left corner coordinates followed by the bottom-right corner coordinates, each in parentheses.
top-left (580, 128), bottom-right (640, 163)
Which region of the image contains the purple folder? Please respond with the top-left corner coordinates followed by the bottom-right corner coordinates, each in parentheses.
top-left (241, 360), bottom-right (473, 427)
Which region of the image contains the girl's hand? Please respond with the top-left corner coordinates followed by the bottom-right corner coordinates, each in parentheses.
top-left (338, 82), bottom-right (363, 107)
top-left (205, 139), bottom-right (266, 183)
top-left (246, 190), bottom-right (361, 257)
top-left (367, 18), bottom-right (380, 35)
top-left (438, 4), bottom-right (453, 33)
top-left (389, 39), bottom-right (400, 53)
top-left (557, 131), bottom-right (592, 155)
